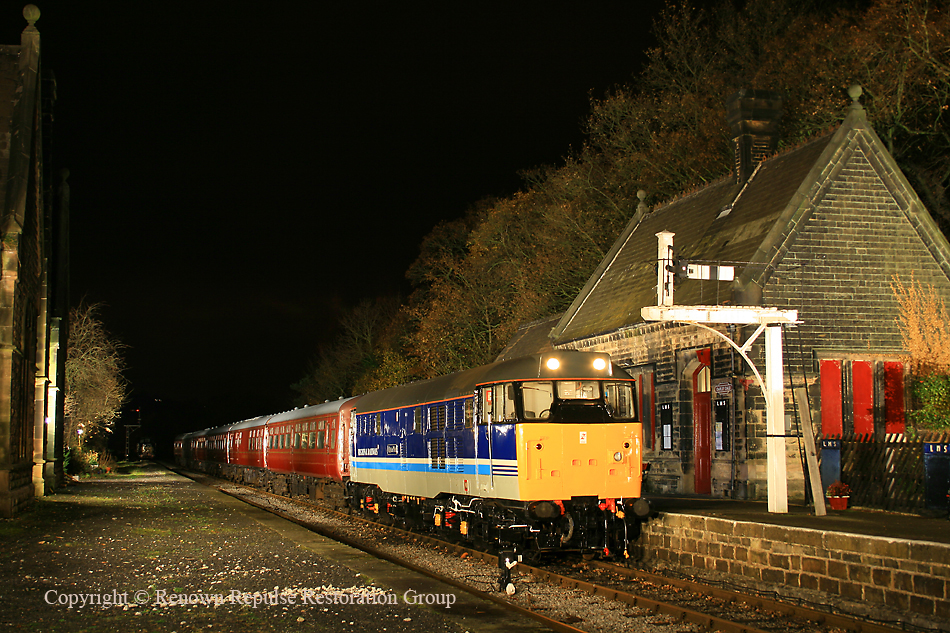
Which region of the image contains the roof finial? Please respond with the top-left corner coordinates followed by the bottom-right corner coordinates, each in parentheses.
top-left (848, 84), bottom-right (863, 110)
top-left (637, 190), bottom-right (650, 214)
top-left (23, 4), bottom-right (40, 27)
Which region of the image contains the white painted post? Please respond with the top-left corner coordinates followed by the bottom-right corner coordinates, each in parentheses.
top-left (656, 231), bottom-right (675, 306)
top-left (765, 324), bottom-right (788, 513)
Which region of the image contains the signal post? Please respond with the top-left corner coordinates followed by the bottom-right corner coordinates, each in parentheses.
top-left (642, 231), bottom-right (799, 513)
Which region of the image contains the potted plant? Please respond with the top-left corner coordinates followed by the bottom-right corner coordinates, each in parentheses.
top-left (826, 481), bottom-right (851, 510)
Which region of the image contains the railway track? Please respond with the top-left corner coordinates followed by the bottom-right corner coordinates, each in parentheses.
top-left (179, 467), bottom-right (915, 633)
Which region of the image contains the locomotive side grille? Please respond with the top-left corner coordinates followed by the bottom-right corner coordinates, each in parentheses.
top-left (432, 405), bottom-right (446, 431)
top-left (429, 438), bottom-right (446, 469)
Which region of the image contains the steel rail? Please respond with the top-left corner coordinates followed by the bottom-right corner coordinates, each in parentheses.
top-left (173, 466), bottom-right (909, 633)
top-left (201, 473), bottom-right (776, 633)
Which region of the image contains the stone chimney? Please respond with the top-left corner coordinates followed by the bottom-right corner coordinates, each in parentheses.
top-left (726, 89), bottom-right (783, 183)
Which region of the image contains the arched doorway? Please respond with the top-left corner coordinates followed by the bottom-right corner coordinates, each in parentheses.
top-left (692, 349), bottom-right (712, 494)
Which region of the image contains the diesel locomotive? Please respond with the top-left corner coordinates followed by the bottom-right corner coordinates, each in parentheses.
top-left (175, 350), bottom-right (651, 558)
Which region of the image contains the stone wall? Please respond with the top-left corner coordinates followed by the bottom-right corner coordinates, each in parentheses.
top-left (634, 512), bottom-right (950, 630)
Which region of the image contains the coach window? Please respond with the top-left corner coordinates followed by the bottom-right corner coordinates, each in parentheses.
top-left (375, 413), bottom-right (382, 436)
top-left (522, 382), bottom-right (554, 420)
top-left (413, 407), bottom-right (423, 433)
top-left (308, 431), bottom-right (315, 448)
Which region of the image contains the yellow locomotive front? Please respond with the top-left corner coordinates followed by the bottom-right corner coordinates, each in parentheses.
top-left (470, 352), bottom-right (650, 557)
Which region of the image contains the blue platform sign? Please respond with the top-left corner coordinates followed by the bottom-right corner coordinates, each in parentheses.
top-left (819, 438), bottom-right (841, 491)
top-left (923, 444), bottom-right (950, 512)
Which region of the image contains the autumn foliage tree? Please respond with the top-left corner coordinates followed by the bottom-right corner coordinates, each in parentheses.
top-left (65, 304), bottom-right (128, 449)
top-left (892, 275), bottom-right (950, 430)
top-left (296, 0), bottom-right (950, 397)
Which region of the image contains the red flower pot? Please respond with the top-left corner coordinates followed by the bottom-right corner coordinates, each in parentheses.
top-left (828, 496), bottom-right (849, 510)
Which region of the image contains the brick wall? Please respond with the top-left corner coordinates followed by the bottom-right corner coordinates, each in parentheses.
top-left (634, 512), bottom-right (950, 630)
top-left (765, 142), bottom-right (950, 378)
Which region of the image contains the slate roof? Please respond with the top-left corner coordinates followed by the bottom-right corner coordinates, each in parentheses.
top-left (552, 133), bottom-right (832, 344)
top-left (550, 102), bottom-right (950, 346)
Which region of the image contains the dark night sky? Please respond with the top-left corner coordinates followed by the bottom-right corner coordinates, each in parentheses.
top-left (3, 1), bottom-right (666, 435)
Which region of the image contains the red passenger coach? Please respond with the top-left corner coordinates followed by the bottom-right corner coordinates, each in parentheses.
top-left (225, 415), bottom-right (269, 485)
top-left (174, 397), bottom-right (359, 507)
top-left (263, 398), bottom-right (358, 499)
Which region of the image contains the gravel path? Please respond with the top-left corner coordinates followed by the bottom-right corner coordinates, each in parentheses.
top-left (217, 481), bottom-right (708, 633)
top-left (0, 464), bottom-right (524, 633)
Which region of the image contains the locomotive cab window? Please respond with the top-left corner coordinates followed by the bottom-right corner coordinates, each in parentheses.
top-left (522, 381), bottom-right (554, 419)
top-left (604, 381), bottom-right (637, 420)
top-left (492, 383), bottom-right (517, 422)
top-left (557, 381), bottom-right (599, 400)
top-left (478, 387), bottom-right (493, 425)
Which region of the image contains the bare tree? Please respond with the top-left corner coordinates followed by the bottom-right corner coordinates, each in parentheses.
top-left (64, 303), bottom-right (128, 449)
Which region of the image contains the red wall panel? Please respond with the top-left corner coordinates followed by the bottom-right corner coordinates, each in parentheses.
top-left (820, 360), bottom-right (843, 436)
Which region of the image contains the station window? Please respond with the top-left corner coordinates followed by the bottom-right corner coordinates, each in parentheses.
top-left (715, 398), bottom-right (731, 451)
top-left (660, 403), bottom-right (673, 450)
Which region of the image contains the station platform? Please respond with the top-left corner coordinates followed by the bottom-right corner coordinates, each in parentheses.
top-left (647, 494), bottom-right (950, 545)
top-left (637, 494), bottom-right (950, 631)
top-left (0, 463), bottom-right (546, 633)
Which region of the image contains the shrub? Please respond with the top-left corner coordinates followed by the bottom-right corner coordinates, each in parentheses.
top-left (910, 374), bottom-right (950, 431)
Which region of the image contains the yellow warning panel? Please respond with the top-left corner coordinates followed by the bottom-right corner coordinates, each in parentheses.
top-left (516, 423), bottom-right (642, 501)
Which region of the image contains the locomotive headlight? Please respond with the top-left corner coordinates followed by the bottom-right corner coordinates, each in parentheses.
top-left (546, 358), bottom-right (560, 370)
top-left (613, 451), bottom-right (623, 462)
top-left (593, 358), bottom-right (607, 371)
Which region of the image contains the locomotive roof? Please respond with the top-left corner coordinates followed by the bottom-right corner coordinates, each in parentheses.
top-left (353, 351), bottom-right (630, 413)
